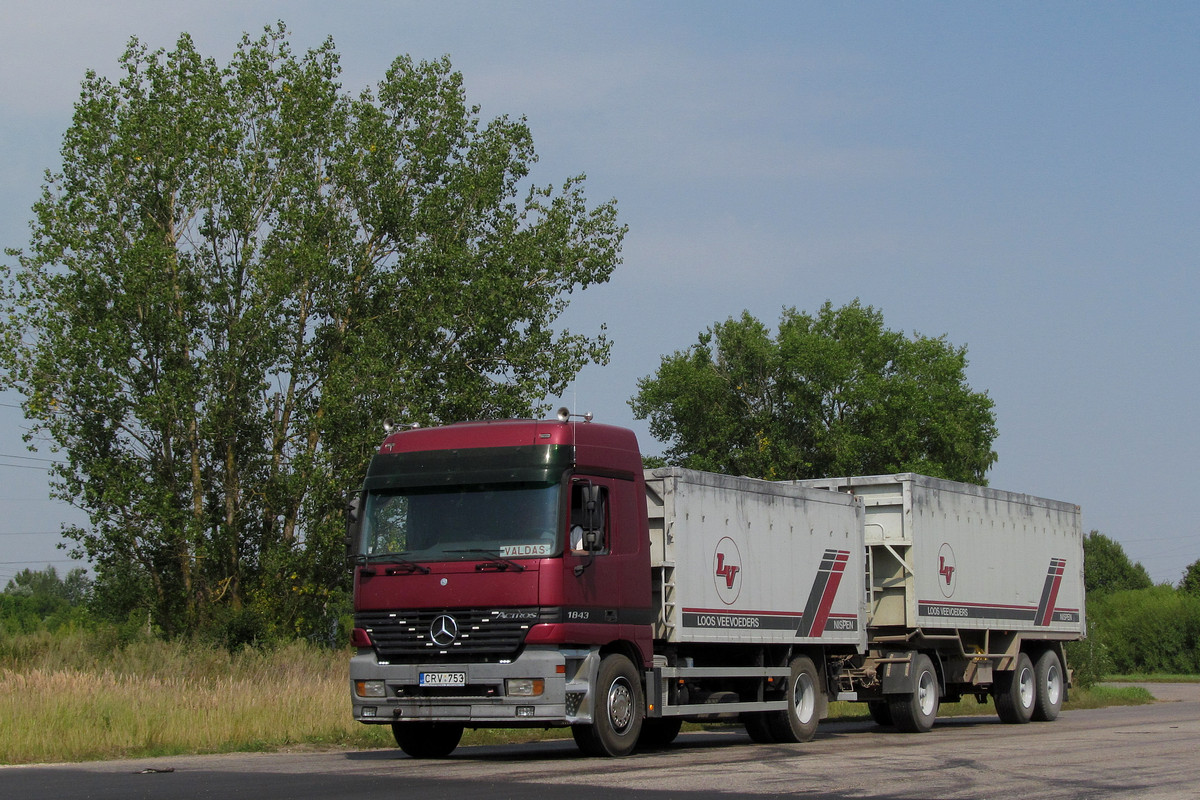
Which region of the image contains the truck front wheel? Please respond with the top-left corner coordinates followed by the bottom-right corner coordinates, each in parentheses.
top-left (391, 721), bottom-right (464, 758)
top-left (888, 653), bottom-right (939, 733)
top-left (994, 651), bottom-right (1036, 724)
top-left (637, 717), bottom-right (683, 750)
top-left (1032, 650), bottom-right (1064, 722)
top-left (574, 653), bottom-right (644, 757)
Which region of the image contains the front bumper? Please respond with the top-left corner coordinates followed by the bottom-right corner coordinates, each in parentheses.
top-left (350, 646), bottom-right (600, 726)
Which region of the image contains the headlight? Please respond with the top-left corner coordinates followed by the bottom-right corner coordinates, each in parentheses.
top-left (505, 678), bottom-right (545, 697)
top-left (355, 680), bottom-right (386, 698)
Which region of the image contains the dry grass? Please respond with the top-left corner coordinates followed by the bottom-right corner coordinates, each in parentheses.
top-left (0, 635), bottom-right (394, 765)
top-left (0, 631), bottom-right (576, 765)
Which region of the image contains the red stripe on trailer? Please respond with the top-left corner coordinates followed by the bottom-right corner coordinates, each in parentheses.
top-left (1036, 558), bottom-right (1066, 626)
top-left (805, 549), bottom-right (849, 637)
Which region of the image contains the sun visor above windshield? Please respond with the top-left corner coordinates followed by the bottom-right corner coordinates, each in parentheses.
top-left (363, 445), bottom-right (575, 490)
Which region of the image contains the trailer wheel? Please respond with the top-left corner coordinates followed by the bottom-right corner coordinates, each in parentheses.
top-left (637, 717), bottom-right (683, 750)
top-left (994, 651), bottom-right (1036, 724)
top-left (764, 655), bottom-right (821, 743)
top-left (574, 653), bottom-right (644, 757)
top-left (1032, 650), bottom-right (1064, 722)
top-left (867, 701), bottom-right (894, 727)
top-left (391, 721), bottom-right (464, 758)
top-left (888, 653), bottom-right (939, 733)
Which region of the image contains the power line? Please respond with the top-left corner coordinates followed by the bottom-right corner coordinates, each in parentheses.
top-left (0, 451), bottom-right (62, 473)
top-left (0, 498), bottom-right (75, 502)
top-left (0, 452), bottom-right (59, 464)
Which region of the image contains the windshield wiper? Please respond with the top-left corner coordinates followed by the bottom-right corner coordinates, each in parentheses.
top-left (360, 553), bottom-right (431, 574)
top-left (444, 548), bottom-right (527, 572)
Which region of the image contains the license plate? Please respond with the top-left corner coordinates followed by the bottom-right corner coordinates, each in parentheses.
top-left (419, 671), bottom-right (466, 687)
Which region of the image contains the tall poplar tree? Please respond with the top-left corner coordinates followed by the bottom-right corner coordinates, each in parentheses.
top-left (0, 24), bottom-right (624, 636)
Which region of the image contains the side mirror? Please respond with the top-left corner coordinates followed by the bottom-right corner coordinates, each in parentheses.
top-left (583, 485), bottom-right (606, 544)
top-left (345, 492), bottom-right (364, 563)
top-left (571, 480), bottom-right (608, 576)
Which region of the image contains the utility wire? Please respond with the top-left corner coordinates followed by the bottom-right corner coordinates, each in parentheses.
top-left (0, 452), bottom-right (58, 463)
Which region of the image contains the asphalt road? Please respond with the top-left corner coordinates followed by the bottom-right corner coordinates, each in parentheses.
top-left (3, 684), bottom-right (1197, 800)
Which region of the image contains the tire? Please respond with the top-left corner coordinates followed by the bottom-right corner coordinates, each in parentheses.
top-left (888, 653), bottom-right (939, 733)
top-left (637, 717), bottom-right (683, 750)
top-left (391, 721), bottom-right (464, 758)
top-left (867, 700), bottom-right (894, 727)
top-left (994, 651), bottom-right (1036, 724)
top-left (574, 653), bottom-right (644, 757)
top-left (572, 724), bottom-right (604, 756)
top-left (1032, 650), bottom-right (1064, 722)
top-left (765, 655), bottom-right (822, 743)
top-left (742, 712), bottom-right (776, 743)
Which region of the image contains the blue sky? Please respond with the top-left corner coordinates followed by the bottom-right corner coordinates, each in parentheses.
top-left (1, 1), bottom-right (1197, 586)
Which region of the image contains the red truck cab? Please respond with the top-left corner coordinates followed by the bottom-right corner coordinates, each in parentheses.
top-left (347, 414), bottom-right (653, 756)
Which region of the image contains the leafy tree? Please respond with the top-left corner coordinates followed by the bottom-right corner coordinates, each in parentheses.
top-left (0, 25), bottom-right (624, 637)
top-left (1, 565), bottom-right (92, 634)
top-left (1180, 559), bottom-right (1200, 597)
top-left (3, 565), bottom-right (92, 605)
top-left (1082, 530), bottom-right (1152, 595)
top-left (631, 300), bottom-right (997, 482)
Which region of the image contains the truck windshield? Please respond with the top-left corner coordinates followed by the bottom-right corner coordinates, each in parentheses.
top-left (360, 481), bottom-right (562, 562)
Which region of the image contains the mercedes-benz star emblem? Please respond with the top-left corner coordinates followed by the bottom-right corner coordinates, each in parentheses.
top-left (430, 614), bottom-right (458, 647)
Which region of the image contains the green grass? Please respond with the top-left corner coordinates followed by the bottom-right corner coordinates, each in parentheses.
top-left (0, 630), bottom-right (1169, 765)
top-left (1063, 684), bottom-right (1156, 709)
top-left (1103, 673), bottom-right (1200, 683)
top-left (822, 683), bottom-right (1154, 722)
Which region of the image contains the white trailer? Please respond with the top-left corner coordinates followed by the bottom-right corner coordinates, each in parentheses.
top-left (637, 469), bottom-right (1084, 739)
top-left (638, 468), bottom-right (866, 744)
top-left (646, 468), bottom-right (866, 649)
top-left (795, 473), bottom-right (1085, 731)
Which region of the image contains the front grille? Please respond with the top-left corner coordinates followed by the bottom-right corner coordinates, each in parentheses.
top-left (357, 608), bottom-right (557, 663)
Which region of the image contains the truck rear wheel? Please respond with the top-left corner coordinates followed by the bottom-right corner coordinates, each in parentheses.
top-left (1032, 650), bottom-right (1064, 721)
top-left (574, 653), bottom-right (644, 757)
top-left (888, 653), bottom-right (939, 733)
top-left (765, 655), bottom-right (821, 743)
top-left (391, 721), bottom-right (464, 758)
top-left (995, 651), bottom-right (1036, 724)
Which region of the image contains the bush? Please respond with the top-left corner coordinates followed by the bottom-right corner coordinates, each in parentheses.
top-left (1088, 586), bottom-right (1200, 674)
top-left (1066, 619), bottom-right (1111, 689)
